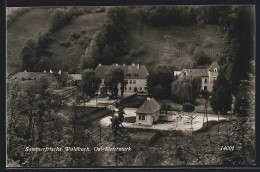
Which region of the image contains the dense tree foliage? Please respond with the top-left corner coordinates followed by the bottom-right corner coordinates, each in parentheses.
top-left (147, 63), bottom-right (174, 99)
top-left (171, 76), bottom-right (201, 104)
top-left (211, 6), bottom-right (254, 116)
top-left (210, 69), bottom-right (232, 115)
top-left (49, 8), bottom-right (85, 33)
top-left (21, 32), bottom-right (55, 72)
top-left (139, 6), bottom-right (231, 27)
top-left (218, 6), bottom-right (254, 90)
top-left (104, 67), bottom-right (125, 98)
top-left (192, 48), bottom-right (212, 68)
top-left (81, 7), bottom-right (128, 69)
top-left (80, 69), bottom-right (101, 98)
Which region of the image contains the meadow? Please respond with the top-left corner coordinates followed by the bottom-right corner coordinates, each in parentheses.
top-left (7, 7), bottom-right (51, 74)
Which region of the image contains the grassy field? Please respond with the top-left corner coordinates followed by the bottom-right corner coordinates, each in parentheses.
top-left (122, 9), bottom-right (223, 71)
top-left (7, 7), bottom-right (51, 74)
top-left (49, 12), bottom-right (105, 71)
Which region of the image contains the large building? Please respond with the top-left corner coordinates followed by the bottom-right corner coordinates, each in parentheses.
top-left (177, 61), bottom-right (219, 92)
top-left (94, 63), bottom-right (149, 93)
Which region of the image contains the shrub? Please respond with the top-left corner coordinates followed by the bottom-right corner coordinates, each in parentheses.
top-left (71, 33), bottom-right (81, 40)
top-left (60, 40), bottom-right (71, 47)
top-left (182, 103), bottom-right (195, 112)
top-left (203, 37), bottom-right (214, 48)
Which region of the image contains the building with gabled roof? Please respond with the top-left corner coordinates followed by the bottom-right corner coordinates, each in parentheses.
top-left (178, 61), bottom-right (219, 92)
top-left (94, 63), bottom-right (149, 94)
top-left (135, 97), bottom-right (161, 126)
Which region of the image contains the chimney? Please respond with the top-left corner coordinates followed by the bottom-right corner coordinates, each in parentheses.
top-left (132, 63), bottom-right (135, 66)
top-left (44, 70), bottom-right (46, 73)
top-left (99, 64), bottom-right (102, 66)
top-left (137, 64), bottom-right (140, 69)
top-left (123, 64), bottom-right (125, 66)
top-left (50, 69), bottom-right (53, 73)
top-left (58, 70), bottom-right (62, 75)
top-left (116, 64), bottom-right (118, 66)
top-left (147, 97), bottom-right (150, 101)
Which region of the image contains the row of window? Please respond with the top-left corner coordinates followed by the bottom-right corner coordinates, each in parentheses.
top-left (125, 87), bottom-right (147, 91)
top-left (126, 74), bottom-right (139, 77)
top-left (126, 80), bottom-right (136, 84)
top-left (138, 115), bottom-right (146, 121)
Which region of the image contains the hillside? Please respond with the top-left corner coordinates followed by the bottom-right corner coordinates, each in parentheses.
top-left (7, 7), bottom-right (51, 74)
top-left (121, 9), bottom-right (223, 72)
top-left (7, 7), bottom-right (223, 74)
top-left (48, 12), bottom-right (105, 71)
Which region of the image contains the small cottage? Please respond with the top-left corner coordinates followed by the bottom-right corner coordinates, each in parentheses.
top-left (136, 98), bottom-right (161, 126)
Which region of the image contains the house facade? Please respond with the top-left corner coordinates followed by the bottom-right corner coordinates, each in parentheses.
top-left (177, 61), bottom-right (219, 92)
top-left (135, 98), bottom-right (161, 126)
top-left (12, 70), bottom-right (77, 97)
top-left (94, 63), bottom-right (149, 94)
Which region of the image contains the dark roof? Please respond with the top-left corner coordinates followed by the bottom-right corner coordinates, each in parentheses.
top-left (136, 98), bottom-right (161, 114)
top-left (94, 64), bottom-right (149, 79)
top-left (12, 72), bottom-right (60, 83)
top-left (208, 61), bottom-right (220, 71)
top-left (182, 69), bottom-right (208, 77)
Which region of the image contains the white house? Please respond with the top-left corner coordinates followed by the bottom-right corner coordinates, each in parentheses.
top-left (135, 98), bottom-right (161, 126)
top-left (177, 61), bottom-right (219, 92)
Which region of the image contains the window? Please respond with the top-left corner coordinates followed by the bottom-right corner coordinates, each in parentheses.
top-left (139, 115), bottom-right (145, 121)
top-left (130, 80), bottom-right (132, 84)
top-left (125, 87), bottom-right (127, 90)
top-left (127, 74), bottom-right (131, 77)
top-left (129, 87), bottom-right (131, 90)
top-left (144, 87), bottom-right (147, 90)
top-left (204, 86), bottom-right (207, 90)
top-left (205, 79), bottom-right (207, 83)
top-left (140, 87), bottom-right (142, 90)
top-left (214, 68), bottom-right (218, 72)
top-left (133, 80), bottom-right (136, 84)
top-left (135, 74), bottom-right (139, 77)
top-left (183, 72), bottom-right (186, 76)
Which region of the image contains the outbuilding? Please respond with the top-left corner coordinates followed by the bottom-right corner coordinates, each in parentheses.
top-left (135, 98), bottom-right (161, 126)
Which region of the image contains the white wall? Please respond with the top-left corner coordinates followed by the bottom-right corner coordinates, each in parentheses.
top-left (136, 114), bottom-right (153, 126)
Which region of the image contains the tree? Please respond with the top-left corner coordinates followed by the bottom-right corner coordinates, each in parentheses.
top-left (147, 63), bottom-right (174, 99)
top-left (35, 56), bottom-right (51, 72)
top-left (80, 69), bottom-right (101, 98)
top-left (21, 39), bottom-right (37, 71)
top-left (81, 7), bottom-right (127, 69)
top-left (192, 48), bottom-right (212, 68)
top-left (152, 84), bottom-right (164, 99)
top-left (110, 109), bottom-right (126, 166)
top-left (7, 80), bottom-right (21, 158)
top-left (36, 32), bottom-right (55, 57)
top-left (105, 67), bottom-right (125, 98)
top-left (218, 6), bottom-right (254, 91)
top-left (171, 76), bottom-right (201, 104)
top-left (210, 68), bottom-right (232, 115)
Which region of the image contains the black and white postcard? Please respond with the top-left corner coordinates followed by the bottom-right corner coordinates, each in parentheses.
top-left (6, 4), bottom-right (256, 168)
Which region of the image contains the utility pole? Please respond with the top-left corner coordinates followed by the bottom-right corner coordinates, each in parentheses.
top-left (99, 111), bottom-right (101, 143)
